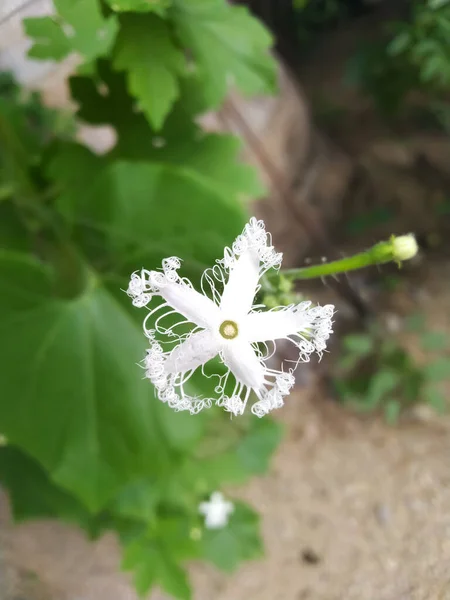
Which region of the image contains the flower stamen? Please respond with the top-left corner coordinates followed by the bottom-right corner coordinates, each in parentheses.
top-left (219, 320), bottom-right (239, 340)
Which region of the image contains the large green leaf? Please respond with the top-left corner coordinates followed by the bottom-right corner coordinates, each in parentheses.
top-left (171, 0), bottom-right (277, 107)
top-left (0, 251), bottom-right (166, 510)
top-left (53, 160), bottom-right (247, 278)
top-left (24, 0), bottom-right (118, 62)
top-left (115, 131), bottom-right (266, 203)
top-left (0, 446), bottom-right (102, 534)
top-left (122, 522), bottom-right (193, 598)
top-left (112, 478), bottom-right (160, 523)
top-left (113, 14), bottom-right (185, 129)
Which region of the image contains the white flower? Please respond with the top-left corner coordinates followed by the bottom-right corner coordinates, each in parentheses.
top-left (199, 492), bottom-right (234, 529)
top-left (127, 217), bottom-right (334, 417)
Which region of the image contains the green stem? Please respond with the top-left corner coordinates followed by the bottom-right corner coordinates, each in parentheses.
top-left (282, 251), bottom-right (379, 281)
top-left (0, 108), bottom-right (68, 242)
top-left (0, 108), bottom-right (35, 201)
top-left (270, 235), bottom-right (418, 283)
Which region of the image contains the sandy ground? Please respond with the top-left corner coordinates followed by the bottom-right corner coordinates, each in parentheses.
top-left (3, 382), bottom-right (450, 600)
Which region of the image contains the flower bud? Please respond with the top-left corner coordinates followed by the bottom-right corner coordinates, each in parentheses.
top-left (392, 234), bottom-right (418, 262)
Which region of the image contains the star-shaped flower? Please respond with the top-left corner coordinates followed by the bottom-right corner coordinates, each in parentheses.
top-left (199, 492), bottom-right (234, 530)
top-left (127, 217), bottom-right (334, 417)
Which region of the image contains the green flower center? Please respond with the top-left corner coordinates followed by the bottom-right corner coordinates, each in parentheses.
top-left (219, 320), bottom-right (239, 340)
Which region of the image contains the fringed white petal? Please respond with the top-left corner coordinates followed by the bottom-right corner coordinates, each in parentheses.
top-left (159, 281), bottom-right (220, 330)
top-left (251, 372), bottom-right (295, 418)
top-left (144, 338), bottom-right (216, 415)
top-left (128, 261), bottom-right (220, 329)
top-left (245, 307), bottom-right (302, 342)
top-left (218, 218), bottom-right (282, 316)
top-left (245, 302), bottom-right (335, 353)
top-left (220, 249), bottom-right (260, 318)
top-left (221, 341), bottom-right (267, 390)
top-left (164, 330), bottom-right (219, 374)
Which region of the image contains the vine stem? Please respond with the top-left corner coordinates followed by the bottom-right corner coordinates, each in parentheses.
top-left (267, 235), bottom-right (419, 284)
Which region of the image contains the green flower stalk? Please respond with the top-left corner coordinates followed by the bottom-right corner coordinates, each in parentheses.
top-left (273, 234), bottom-right (419, 284)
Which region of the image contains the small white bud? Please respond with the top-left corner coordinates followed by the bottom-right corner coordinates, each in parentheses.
top-left (392, 234), bottom-right (418, 262)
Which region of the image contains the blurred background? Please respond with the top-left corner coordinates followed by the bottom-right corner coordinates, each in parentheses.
top-left (1, 1), bottom-right (450, 599)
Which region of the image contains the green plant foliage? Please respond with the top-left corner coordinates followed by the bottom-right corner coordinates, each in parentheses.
top-left (171, 0), bottom-right (277, 107)
top-left (420, 331), bottom-right (448, 351)
top-left (200, 502), bottom-right (263, 572)
top-left (122, 525), bottom-right (194, 598)
top-left (113, 14), bottom-right (186, 129)
top-left (347, 0), bottom-right (450, 118)
top-left (24, 0), bottom-right (118, 62)
top-left (334, 316), bottom-right (450, 423)
top-left (293, 0), bottom-right (348, 45)
top-left (0, 446), bottom-right (101, 532)
top-left (0, 1), bottom-right (280, 597)
top-left (105, 0), bottom-right (172, 14)
top-left (53, 158), bottom-right (248, 277)
top-left (66, 62), bottom-right (265, 202)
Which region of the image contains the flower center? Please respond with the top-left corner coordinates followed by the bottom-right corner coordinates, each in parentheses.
top-left (219, 320), bottom-right (239, 340)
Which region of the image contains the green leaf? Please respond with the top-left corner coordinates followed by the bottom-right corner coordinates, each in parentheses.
top-left (154, 401), bottom-right (206, 452)
top-left (25, 0), bottom-right (118, 62)
top-left (367, 368), bottom-right (400, 407)
top-left (122, 530), bottom-right (192, 598)
top-left (53, 160), bottom-right (247, 279)
top-left (0, 446), bottom-right (103, 534)
top-left (69, 63), bottom-right (265, 202)
top-left (342, 333), bottom-right (374, 357)
top-left (236, 418), bottom-right (283, 475)
top-left (293, 0), bottom-right (310, 9)
top-left (105, 0), bottom-right (172, 14)
top-left (403, 368), bottom-right (423, 403)
top-left (387, 32), bottom-right (411, 56)
top-left (428, 0), bottom-right (450, 9)
top-left (112, 479), bottom-right (160, 523)
top-left (171, 0), bottom-right (276, 107)
top-left (423, 357), bottom-right (450, 382)
top-left (201, 502), bottom-right (263, 572)
top-left (0, 250), bottom-right (164, 511)
top-left (192, 452), bottom-right (250, 489)
top-left (116, 130), bottom-right (266, 203)
top-left (162, 448), bottom-right (250, 512)
top-left (424, 386), bottom-right (447, 413)
top-left (420, 331), bottom-right (448, 351)
top-left (159, 517), bottom-right (200, 561)
top-left (421, 56), bottom-right (445, 83)
top-left (23, 17), bottom-right (71, 61)
top-left (47, 142), bottom-right (105, 221)
top-left (113, 14), bottom-right (185, 129)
